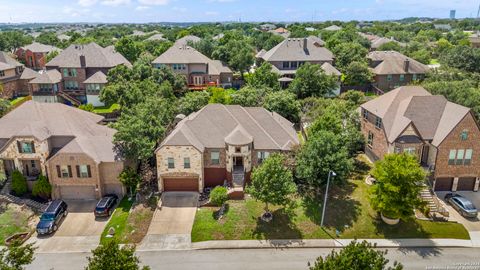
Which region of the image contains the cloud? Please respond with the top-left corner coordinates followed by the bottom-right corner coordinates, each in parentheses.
top-left (101, 0), bottom-right (131, 6)
top-left (135, 5), bottom-right (150, 11)
top-left (138, 0), bottom-right (170, 5)
top-left (78, 0), bottom-right (98, 7)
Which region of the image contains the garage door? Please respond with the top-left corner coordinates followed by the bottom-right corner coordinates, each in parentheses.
top-left (103, 184), bottom-right (124, 197)
top-left (457, 177), bottom-right (476, 191)
top-left (434, 177), bottom-right (454, 191)
top-left (163, 178), bottom-right (198, 192)
top-left (60, 186), bottom-right (96, 200)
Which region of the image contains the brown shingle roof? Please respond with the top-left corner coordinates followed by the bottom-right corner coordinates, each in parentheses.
top-left (83, 71), bottom-right (107, 84)
top-left (21, 42), bottom-right (60, 53)
top-left (368, 51), bottom-right (429, 75)
top-left (29, 69), bottom-right (62, 84)
top-left (259, 36), bottom-right (333, 62)
top-left (0, 101), bottom-right (118, 163)
top-left (0, 52), bottom-right (23, 71)
top-left (46, 42), bottom-right (131, 68)
top-left (158, 104), bottom-right (299, 152)
top-left (361, 86), bottom-right (471, 146)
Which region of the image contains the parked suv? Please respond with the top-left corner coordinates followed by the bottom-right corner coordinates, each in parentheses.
top-left (36, 200), bottom-right (68, 235)
top-left (94, 194), bottom-right (118, 217)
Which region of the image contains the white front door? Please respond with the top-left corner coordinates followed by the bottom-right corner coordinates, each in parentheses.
top-left (193, 76), bottom-right (203, 85)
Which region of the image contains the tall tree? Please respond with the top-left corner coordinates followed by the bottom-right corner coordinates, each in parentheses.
top-left (263, 90), bottom-right (301, 123)
top-left (342, 61), bottom-right (373, 86)
top-left (332, 42), bottom-right (368, 71)
top-left (178, 91), bottom-right (210, 115)
top-left (247, 153), bottom-right (296, 218)
top-left (245, 62), bottom-right (280, 90)
top-left (288, 63), bottom-right (338, 99)
top-left (0, 98), bottom-right (10, 118)
top-left (114, 36), bottom-right (143, 63)
top-left (0, 240), bottom-right (36, 270)
top-left (85, 240), bottom-right (150, 270)
top-left (370, 153), bottom-right (426, 221)
top-left (309, 240), bottom-right (403, 270)
top-left (231, 86), bottom-right (271, 107)
top-left (296, 131), bottom-right (353, 191)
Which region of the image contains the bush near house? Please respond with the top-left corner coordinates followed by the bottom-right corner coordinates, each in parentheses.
top-left (32, 175), bottom-right (52, 199)
top-left (11, 171), bottom-right (27, 196)
top-left (210, 186), bottom-right (228, 207)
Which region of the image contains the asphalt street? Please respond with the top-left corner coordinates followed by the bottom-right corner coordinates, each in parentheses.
top-left (27, 247), bottom-right (480, 270)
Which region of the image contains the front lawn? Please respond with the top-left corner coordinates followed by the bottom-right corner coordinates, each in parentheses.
top-left (0, 203), bottom-right (37, 244)
top-left (100, 196), bottom-right (156, 244)
top-left (9, 96), bottom-right (27, 106)
top-left (191, 155), bottom-right (469, 242)
top-left (93, 104), bottom-right (120, 114)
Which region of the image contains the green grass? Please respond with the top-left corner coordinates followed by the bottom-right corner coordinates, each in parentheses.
top-left (93, 103), bottom-right (120, 114)
top-left (0, 204), bottom-right (33, 243)
top-left (9, 97), bottom-right (27, 106)
top-left (192, 155), bottom-right (470, 242)
top-left (100, 197), bottom-right (134, 244)
top-left (429, 59), bottom-right (440, 65)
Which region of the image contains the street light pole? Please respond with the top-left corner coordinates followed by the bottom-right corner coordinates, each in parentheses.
top-left (320, 170), bottom-right (336, 227)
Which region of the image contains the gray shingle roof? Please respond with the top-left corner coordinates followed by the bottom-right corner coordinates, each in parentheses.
top-left (146, 33), bottom-right (166, 41)
top-left (46, 42), bottom-right (131, 68)
top-left (361, 86), bottom-right (471, 147)
top-left (152, 45), bottom-right (232, 75)
top-left (368, 51), bottom-right (429, 75)
top-left (0, 101), bottom-right (118, 163)
top-left (159, 104), bottom-right (299, 152)
top-left (20, 67), bottom-right (39, 80)
top-left (259, 36), bottom-right (333, 62)
top-left (29, 69), bottom-right (62, 84)
top-left (22, 42), bottom-right (60, 53)
top-left (0, 52), bottom-right (23, 71)
top-left (174, 35), bottom-right (201, 46)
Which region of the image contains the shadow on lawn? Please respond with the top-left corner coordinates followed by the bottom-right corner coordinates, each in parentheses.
top-left (303, 181), bottom-right (361, 234)
top-left (252, 208), bottom-right (302, 241)
top-left (372, 216), bottom-right (442, 257)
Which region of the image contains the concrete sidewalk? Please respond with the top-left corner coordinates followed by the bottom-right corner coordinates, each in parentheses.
top-left (191, 238), bottom-right (476, 250)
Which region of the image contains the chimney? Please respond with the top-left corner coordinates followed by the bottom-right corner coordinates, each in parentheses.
top-left (80, 55), bottom-right (86, 68)
top-left (403, 58), bottom-right (410, 72)
top-left (303, 38), bottom-right (308, 51)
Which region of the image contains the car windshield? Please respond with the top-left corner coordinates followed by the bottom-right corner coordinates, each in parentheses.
top-left (41, 213), bottom-right (55, 221)
top-left (463, 202), bottom-right (476, 210)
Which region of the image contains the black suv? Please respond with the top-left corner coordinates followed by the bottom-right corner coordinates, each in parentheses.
top-left (94, 194), bottom-right (118, 217)
top-left (36, 200), bottom-right (68, 235)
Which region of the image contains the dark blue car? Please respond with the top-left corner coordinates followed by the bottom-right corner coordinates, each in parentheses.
top-left (36, 200), bottom-right (68, 235)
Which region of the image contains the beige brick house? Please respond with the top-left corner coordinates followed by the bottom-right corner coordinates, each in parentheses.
top-left (0, 101), bottom-right (126, 200)
top-left (155, 104), bottom-right (299, 193)
top-left (360, 86), bottom-right (480, 192)
top-left (0, 52), bottom-right (25, 99)
top-left (152, 45), bottom-right (233, 90)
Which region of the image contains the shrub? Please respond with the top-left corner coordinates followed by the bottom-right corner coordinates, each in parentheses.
top-left (11, 170), bottom-right (27, 196)
top-left (210, 186), bottom-right (228, 206)
top-left (118, 167), bottom-right (141, 196)
top-left (32, 175), bottom-right (52, 199)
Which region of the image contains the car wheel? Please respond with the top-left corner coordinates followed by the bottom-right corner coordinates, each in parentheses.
top-left (53, 225), bottom-right (58, 232)
top-left (64, 210), bottom-right (68, 217)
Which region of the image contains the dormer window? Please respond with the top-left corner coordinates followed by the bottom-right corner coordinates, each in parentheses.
top-left (460, 130), bottom-right (468, 141)
top-left (18, 141), bottom-right (35, 154)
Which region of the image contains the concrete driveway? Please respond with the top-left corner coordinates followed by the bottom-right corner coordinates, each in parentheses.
top-left (437, 191), bottom-right (480, 232)
top-left (26, 200), bottom-right (109, 253)
top-left (138, 192), bottom-right (198, 250)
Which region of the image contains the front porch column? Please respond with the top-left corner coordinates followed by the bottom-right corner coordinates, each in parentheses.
top-left (452, 177), bottom-right (459, 192)
top-left (13, 159), bottom-right (22, 174)
top-left (474, 177), bottom-right (480, 192)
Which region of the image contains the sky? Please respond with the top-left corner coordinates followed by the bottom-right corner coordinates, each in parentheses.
top-left (0, 0), bottom-right (478, 23)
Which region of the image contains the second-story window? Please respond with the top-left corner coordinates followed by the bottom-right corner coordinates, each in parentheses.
top-left (363, 109), bottom-right (369, 120)
top-left (64, 81), bottom-right (79, 90)
top-left (375, 117), bottom-right (382, 128)
top-left (399, 74), bottom-right (405, 82)
top-left (18, 141), bottom-right (35, 153)
top-left (257, 151), bottom-right (270, 163)
top-left (57, 165), bottom-right (72, 178)
top-left (0, 70), bottom-right (4, 77)
top-left (282, 62), bottom-right (290, 69)
top-left (464, 149), bottom-right (473, 165)
top-left (63, 68), bottom-right (69, 77)
top-left (448, 150), bottom-right (456, 165)
top-left (70, 69), bottom-right (77, 77)
top-left (77, 165), bottom-right (91, 178)
top-left (290, 61), bottom-right (298, 69)
top-left (456, 149), bottom-right (465, 165)
top-left (367, 132), bottom-right (374, 147)
top-left (460, 130), bottom-right (468, 141)
top-left (404, 147), bottom-right (416, 155)
top-left (184, 157), bottom-right (191, 169)
top-left (167, 158), bottom-right (175, 169)
top-left (412, 74), bottom-right (417, 81)
top-left (387, 74), bottom-right (393, 81)
top-left (211, 151), bottom-right (220, 165)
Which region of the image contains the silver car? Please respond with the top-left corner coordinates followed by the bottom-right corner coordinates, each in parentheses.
top-left (445, 193), bottom-right (478, 218)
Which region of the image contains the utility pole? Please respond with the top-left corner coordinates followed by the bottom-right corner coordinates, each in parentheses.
top-left (320, 170), bottom-right (336, 227)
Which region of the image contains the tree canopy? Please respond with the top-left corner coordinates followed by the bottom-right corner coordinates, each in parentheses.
top-left (263, 90), bottom-right (301, 123)
top-left (288, 63), bottom-right (338, 99)
top-left (85, 240), bottom-right (150, 270)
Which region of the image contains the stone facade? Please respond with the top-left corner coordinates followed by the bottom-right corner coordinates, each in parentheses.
top-left (0, 137), bottom-right (49, 178)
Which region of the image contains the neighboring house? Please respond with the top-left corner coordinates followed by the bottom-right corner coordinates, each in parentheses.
top-left (469, 33), bottom-right (480, 48)
top-left (174, 35), bottom-right (201, 46)
top-left (18, 68), bottom-right (40, 96)
top-left (155, 104), bottom-right (299, 193)
top-left (323, 25), bottom-right (342, 31)
top-left (260, 24), bottom-right (277, 31)
top-left (57, 34), bottom-right (71, 41)
top-left (213, 33), bottom-right (225, 41)
top-left (152, 45), bottom-right (233, 89)
top-left (44, 42), bottom-right (131, 106)
top-left (269, 27), bottom-right (290, 38)
top-left (434, 24), bottom-right (452, 31)
top-left (15, 42), bottom-right (61, 70)
top-left (28, 69), bottom-right (63, 103)
top-left (146, 33), bottom-right (167, 42)
top-left (256, 36), bottom-right (340, 91)
top-left (359, 33), bottom-right (405, 51)
top-left (0, 52), bottom-right (24, 99)
top-left (367, 51), bottom-right (429, 93)
top-left (0, 101), bottom-right (127, 200)
top-left (305, 27), bottom-right (316, 32)
top-left (360, 86), bottom-right (480, 192)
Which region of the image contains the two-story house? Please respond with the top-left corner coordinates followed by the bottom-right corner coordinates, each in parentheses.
top-left (0, 52), bottom-right (24, 99)
top-left (155, 104), bottom-right (299, 194)
top-left (15, 42), bottom-right (61, 70)
top-left (152, 45), bottom-right (233, 89)
top-left (0, 101), bottom-right (127, 200)
top-left (360, 86), bottom-right (480, 192)
top-left (256, 36), bottom-right (340, 92)
top-left (367, 51), bottom-right (429, 93)
top-left (42, 42), bottom-right (131, 106)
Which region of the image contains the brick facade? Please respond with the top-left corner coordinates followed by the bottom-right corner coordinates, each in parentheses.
top-left (373, 74), bottom-right (424, 92)
top-left (360, 108), bottom-right (389, 160)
